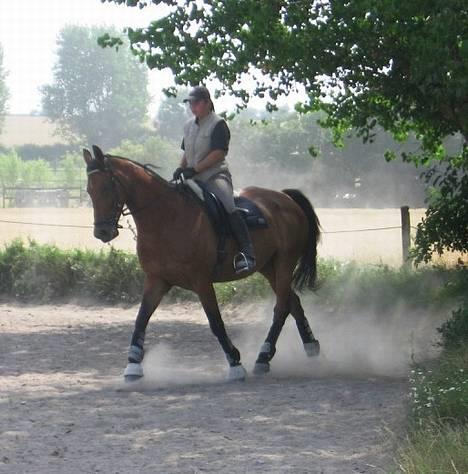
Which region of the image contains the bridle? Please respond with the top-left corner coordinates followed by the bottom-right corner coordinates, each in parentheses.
top-left (86, 155), bottom-right (171, 238)
top-left (86, 156), bottom-right (128, 231)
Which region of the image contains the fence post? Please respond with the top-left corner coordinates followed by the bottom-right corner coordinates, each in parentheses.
top-left (401, 206), bottom-right (411, 267)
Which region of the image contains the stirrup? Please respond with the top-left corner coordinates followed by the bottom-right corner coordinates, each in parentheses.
top-left (233, 252), bottom-right (255, 274)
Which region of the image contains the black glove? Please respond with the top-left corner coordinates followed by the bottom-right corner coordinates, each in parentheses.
top-left (173, 167), bottom-right (183, 181)
top-left (181, 167), bottom-right (197, 180)
top-left (173, 167), bottom-right (197, 181)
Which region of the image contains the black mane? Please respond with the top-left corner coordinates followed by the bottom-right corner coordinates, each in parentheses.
top-left (105, 154), bottom-right (171, 184)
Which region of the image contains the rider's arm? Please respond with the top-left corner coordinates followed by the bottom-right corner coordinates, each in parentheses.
top-left (179, 153), bottom-right (188, 168)
top-left (179, 139), bottom-right (188, 168)
top-left (194, 149), bottom-right (225, 173)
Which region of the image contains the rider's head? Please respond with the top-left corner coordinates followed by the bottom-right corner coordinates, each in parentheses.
top-left (183, 86), bottom-right (214, 119)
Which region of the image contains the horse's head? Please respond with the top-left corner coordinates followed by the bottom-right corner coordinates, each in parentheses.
top-left (83, 145), bottom-right (125, 243)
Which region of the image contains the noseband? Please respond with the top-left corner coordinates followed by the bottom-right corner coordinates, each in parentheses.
top-left (87, 157), bottom-right (127, 230)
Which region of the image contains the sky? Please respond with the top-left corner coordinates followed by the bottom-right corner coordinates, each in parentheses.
top-left (0, 0), bottom-right (303, 117)
top-left (0, 0), bottom-right (173, 115)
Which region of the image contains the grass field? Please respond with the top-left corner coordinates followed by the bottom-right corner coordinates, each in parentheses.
top-left (0, 207), bottom-right (433, 265)
top-left (0, 115), bottom-right (66, 147)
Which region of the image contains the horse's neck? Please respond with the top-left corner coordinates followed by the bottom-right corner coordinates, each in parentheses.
top-left (113, 160), bottom-right (188, 227)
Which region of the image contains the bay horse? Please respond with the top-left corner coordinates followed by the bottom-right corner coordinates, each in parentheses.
top-left (83, 145), bottom-right (321, 382)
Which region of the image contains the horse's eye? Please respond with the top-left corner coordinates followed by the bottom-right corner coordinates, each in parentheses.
top-left (103, 182), bottom-right (114, 194)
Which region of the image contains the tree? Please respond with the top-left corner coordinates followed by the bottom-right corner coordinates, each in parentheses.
top-left (156, 88), bottom-right (191, 143)
top-left (109, 136), bottom-right (180, 179)
top-left (41, 25), bottom-right (150, 149)
top-left (100, 1), bottom-right (467, 137)
top-left (0, 151), bottom-right (54, 187)
top-left (0, 44), bottom-right (9, 134)
top-left (413, 155), bottom-right (468, 262)
top-left (21, 159), bottom-right (53, 187)
top-left (101, 0), bottom-right (468, 262)
top-left (228, 110), bottom-right (426, 207)
top-left (0, 150), bottom-right (22, 187)
top-left (60, 153), bottom-right (85, 188)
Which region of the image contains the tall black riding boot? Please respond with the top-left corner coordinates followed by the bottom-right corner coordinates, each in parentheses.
top-left (228, 210), bottom-right (256, 274)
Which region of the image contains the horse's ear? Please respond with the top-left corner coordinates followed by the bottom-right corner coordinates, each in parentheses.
top-left (83, 148), bottom-right (93, 164)
top-left (92, 145), bottom-right (105, 162)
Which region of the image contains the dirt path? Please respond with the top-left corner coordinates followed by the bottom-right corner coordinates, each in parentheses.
top-left (0, 301), bottom-right (437, 473)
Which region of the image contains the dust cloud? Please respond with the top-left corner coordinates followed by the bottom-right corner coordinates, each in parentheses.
top-left (1, 302), bottom-right (410, 473)
top-left (238, 298), bottom-right (445, 379)
top-left (139, 342), bottom-right (223, 389)
top-left (125, 293), bottom-right (447, 392)
top-left (227, 121), bottom-right (428, 210)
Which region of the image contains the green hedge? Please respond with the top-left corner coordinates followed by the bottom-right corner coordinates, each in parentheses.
top-left (397, 304), bottom-right (468, 473)
top-left (0, 240), bottom-right (143, 303)
top-left (407, 305), bottom-right (468, 428)
top-left (0, 240), bottom-right (466, 307)
top-left (0, 240), bottom-right (273, 304)
top-left (316, 259), bottom-right (468, 311)
top-left (396, 423), bottom-right (468, 474)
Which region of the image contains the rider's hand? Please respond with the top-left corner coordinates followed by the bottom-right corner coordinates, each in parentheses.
top-left (172, 167), bottom-right (184, 181)
top-left (181, 167), bottom-right (197, 180)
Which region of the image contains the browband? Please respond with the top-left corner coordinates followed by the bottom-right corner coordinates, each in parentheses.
top-left (86, 159), bottom-right (105, 176)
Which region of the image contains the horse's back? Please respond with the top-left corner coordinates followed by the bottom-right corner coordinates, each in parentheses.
top-left (240, 186), bottom-right (308, 226)
top-left (239, 186), bottom-right (310, 252)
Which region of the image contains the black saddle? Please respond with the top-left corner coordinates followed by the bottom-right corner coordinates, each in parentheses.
top-left (182, 179), bottom-right (268, 276)
top-left (183, 179), bottom-right (268, 236)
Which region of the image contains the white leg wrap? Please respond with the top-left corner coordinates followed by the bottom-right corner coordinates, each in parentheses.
top-left (304, 340), bottom-right (320, 357)
top-left (227, 364), bottom-right (247, 382)
top-left (123, 362), bottom-right (144, 378)
top-left (253, 362), bottom-right (270, 375)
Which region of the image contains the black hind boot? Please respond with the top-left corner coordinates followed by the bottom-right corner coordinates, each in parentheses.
top-left (228, 210), bottom-right (256, 273)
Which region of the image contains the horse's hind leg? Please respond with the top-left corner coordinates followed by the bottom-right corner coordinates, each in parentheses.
top-left (290, 291), bottom-right (320, 357)
top-left (197, 283), bottom-right (246, 381)
top-left (254, 262), bottom-right (292, 374)
top-left (124, 277), bottom-right (170, 382)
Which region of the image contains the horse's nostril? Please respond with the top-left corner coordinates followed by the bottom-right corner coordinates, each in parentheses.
top-left (94, 227), bottom-right (108, 240)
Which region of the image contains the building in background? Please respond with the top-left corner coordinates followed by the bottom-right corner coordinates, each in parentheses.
top-left (0, 114), bottom-right (66, 147)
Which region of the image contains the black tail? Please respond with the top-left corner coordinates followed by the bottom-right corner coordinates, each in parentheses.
top-left (282, 189), bottom-right (321, 292)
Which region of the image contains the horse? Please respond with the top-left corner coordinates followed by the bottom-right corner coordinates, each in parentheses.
top-left (83, 145), bottom-right (321, 382)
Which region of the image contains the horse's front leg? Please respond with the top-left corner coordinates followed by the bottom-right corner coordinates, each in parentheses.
top-left (197, 283), bottom-right (247, 381)
top-left (124, 277), bottom-right (170, 382)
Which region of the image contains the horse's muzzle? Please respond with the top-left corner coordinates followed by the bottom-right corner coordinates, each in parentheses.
top-left (94, 224), bottom-right (119, 242)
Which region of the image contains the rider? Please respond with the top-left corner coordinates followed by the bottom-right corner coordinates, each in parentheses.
top-left (173, 85), bottom-right (256, 274)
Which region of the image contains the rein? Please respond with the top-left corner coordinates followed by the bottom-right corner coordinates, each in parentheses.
top-left (86, 156), bottom-right (151, 229)
top-left (87, 155), bottom-right (176, 230)
top-left (87, 163), bottom-right (126, 229)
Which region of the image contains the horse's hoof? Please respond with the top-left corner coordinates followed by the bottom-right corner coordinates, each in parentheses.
top-left (253, 362), bottom-right (270, 375)
top-left (227, 364), bottom-right (247, 382)
top-left (123, 362), bottom-right (144, 382)
top-left (304, 340), bottom-right (320, 357)
top-left (124, 374), bottom-right (143, 383)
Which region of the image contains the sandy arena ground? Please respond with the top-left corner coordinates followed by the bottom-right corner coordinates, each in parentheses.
top-left (0, 205), bottom-right (454, 473)
top-left (0, 298), bottom-right (446, 474)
